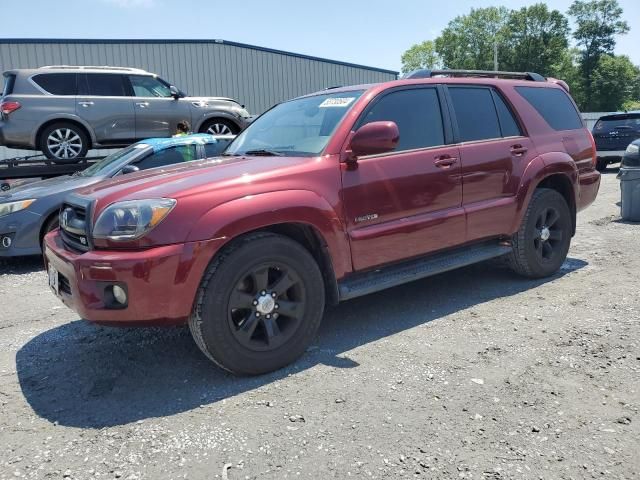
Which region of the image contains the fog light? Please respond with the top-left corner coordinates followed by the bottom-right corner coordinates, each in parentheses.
top-left (1, 236), bottom-right (11, 248)
top-left (112, 285), bottom-right (127, 305)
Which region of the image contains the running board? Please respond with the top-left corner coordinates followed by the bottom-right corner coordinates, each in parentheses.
top-left (338, 242), bottom-right (512, 301)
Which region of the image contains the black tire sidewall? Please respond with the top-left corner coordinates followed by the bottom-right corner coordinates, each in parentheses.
top-left (40, 123), bottom-right (89, 163)
top-left (521, 190), bottom-right (572, 277)
top-left (198, 236), bottom-right (325, 375)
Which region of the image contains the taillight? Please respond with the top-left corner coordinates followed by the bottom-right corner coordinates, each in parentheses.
top-left (588, 130), bottom-right (597, 168)
top-left (1, 101), bottom-right (21, 115)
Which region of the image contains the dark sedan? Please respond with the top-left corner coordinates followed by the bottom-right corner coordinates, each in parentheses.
top-left (0, 133), bottom-right (233, 257)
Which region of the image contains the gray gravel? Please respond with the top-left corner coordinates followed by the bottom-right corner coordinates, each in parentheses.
top-left (0, 170), bottom-right (638, 479)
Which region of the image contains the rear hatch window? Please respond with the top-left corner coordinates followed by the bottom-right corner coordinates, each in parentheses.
top-left (2, 73), bottom-right (16, 97)
top-left (592, 115), bottom-right (640, 151)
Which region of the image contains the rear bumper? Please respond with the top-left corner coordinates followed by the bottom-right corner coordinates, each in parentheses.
top-left (577, 170), bottom-right (601, 212)
top-left (43, 230), bottom-right (224, 326)
top-left (596, 150), bottom-right (626, 159)
top-left (0, 119), bottom-right (37, 149)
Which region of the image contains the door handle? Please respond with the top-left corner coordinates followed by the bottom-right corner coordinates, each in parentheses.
top-left (78, 101), bottom-right (94, 107)
top-left (136, 102), bottom-right (150, 108)
top-left (434, 155), bottom-right (458, 168)
top-left (510, 144), bottom-right (528, 156)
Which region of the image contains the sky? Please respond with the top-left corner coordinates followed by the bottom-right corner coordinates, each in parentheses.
top-left (3, 0), bottom-right (640, 73)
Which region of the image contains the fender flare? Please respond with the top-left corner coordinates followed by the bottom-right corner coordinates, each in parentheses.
top-left (186, 190), bottom-right (352, 279)
top-left (510, 152), bottom-right (578, 233)
top-left (32, 114), bottom-right (97, 146)
top-left (194, 112), bottom-right (242, 132)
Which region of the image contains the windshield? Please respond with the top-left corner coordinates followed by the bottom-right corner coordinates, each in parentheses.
top-left (226, 90), bottom-right (365, 157)
top-left (80, 144), bottom-right (152, 177)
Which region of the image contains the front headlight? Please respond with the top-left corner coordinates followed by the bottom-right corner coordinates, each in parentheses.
top-left (93, 198), bottom-right (176, 241)
top-left (0, 199), bottom-right (36, 218)
top-left (626, 143), bottom-right (639, 154)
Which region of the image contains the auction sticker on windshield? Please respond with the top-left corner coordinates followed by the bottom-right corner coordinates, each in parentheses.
top-left (319, 97), bottom-right (356, 108)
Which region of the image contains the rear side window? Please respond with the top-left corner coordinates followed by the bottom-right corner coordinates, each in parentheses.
top-left (81, 74), bottom-right (127, 97)
top-left (2, 74), bottom-right (16, 97)
top-left (516, 86), bottom-right (582, 131)
top-left (357, 88), bottom-right (445, 152)
top-left (32, 73), bottom-right (77, 95)
top-left (448, 87), bottom-right (502, 142)
top-left (134, 145), bottom-right (197, 170)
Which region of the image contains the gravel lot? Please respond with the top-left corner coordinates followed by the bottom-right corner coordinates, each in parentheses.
top-left (0, 170), bottom-right (638, 480)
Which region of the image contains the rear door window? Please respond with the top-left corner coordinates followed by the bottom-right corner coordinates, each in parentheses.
top-left (356, 87), bottom-right (445, 152)
top-left (448, 87), bottom-right (502, 142)
top-left (515, 86), bottom-right (583, 131)
top-left (2, 73), bottom-right (16, 97)
top-left (32, 73), bottom-right (77, 95)
top-left (81, 74), bottom-right (127, 97)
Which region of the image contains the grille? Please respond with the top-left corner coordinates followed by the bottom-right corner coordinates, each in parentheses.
top-left (60, 202), bottom-right (90, 252)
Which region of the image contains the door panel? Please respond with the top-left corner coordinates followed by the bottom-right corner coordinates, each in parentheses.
top-left (340, 86), bottom-right (463, 271)
top-left (76, 74), bottom-right (135, 143)
top-left (342, 147), bottom-right (464, 270)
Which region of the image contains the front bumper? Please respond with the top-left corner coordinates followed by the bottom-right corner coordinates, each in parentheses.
top-left (44, 230), bottom-right (225, 326)
top-left (0, 209), bottom-right (44, 257)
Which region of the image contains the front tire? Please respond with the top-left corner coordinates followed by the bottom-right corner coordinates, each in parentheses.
top-left (39, 122), bottom-right (89, 163)
top-left (509, 188), bottom-right (572, 279)
top-left (200, 119), bottom-right (239, 136)
top-left (189, 233), bottom-right (325, 375)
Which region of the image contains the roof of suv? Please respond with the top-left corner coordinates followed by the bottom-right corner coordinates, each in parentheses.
top-left (4, 66), bottom-right (153, 76)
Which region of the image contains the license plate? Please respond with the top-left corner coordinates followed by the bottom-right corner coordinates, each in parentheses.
top-left (48, 264), bottom-right (59, 295)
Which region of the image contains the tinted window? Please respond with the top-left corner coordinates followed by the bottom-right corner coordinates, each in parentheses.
top-left (358, 88), bottom-right (444, 151)
top-left (204, 140), bottom-right (232, 157)
top-left (134, 145), bottom-right (197, 170)
top-left (594, 116), bottom-right (640, 132)
top-left (492, 91), bottom-right (522, 137)
top-left (84, 74), bottom-right (126, 97)
top-left (32, 73), bottom-right (77, 95)
top-left (2, 74), bottom-right (15, 96)
top-left (449, 87), bottom-right (501, 142)
top-left (129, 75), bottom-right (172, 97)
top-left (516, 86), bottom-right (582, 131)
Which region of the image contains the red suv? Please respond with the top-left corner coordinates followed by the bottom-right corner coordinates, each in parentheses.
top-left (44, 70), bottom-right (601, 375)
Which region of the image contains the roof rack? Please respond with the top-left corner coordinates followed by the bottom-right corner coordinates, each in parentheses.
top-left (39, 65), bottom-right (149, 73)
top-left (403, 69), bottom-right (546, 82)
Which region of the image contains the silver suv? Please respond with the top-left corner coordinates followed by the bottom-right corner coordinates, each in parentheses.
top-left (0, 66), bottom-right (252, 163)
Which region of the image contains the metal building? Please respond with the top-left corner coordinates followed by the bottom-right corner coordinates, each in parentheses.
top-left (0, 39), bottom-right (397, 160)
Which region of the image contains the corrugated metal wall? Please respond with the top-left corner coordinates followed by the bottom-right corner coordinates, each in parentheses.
top-left (0, 39), bottom-right (397, 161)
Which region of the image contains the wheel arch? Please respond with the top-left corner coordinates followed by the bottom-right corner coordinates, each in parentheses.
top-left (34, 117), bottom-right (94, 151)
top-left (195, 114), bottom-right (241, 134)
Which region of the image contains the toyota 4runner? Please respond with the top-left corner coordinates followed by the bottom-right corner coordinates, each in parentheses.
top-left (44, 70), bottom-right (601, 375)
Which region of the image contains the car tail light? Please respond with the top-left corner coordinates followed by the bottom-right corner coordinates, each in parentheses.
top-left (588, 130), bottom-right (597, 168)
top-left (1, 101), bottom-right (21, 115)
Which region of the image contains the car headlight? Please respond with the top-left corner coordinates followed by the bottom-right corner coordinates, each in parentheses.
top-left (0, 199), bottom-right (36, 218)
top-left (93, 198), bottom-right (176, 241)
top-left (626, 143), bottom-right (639, 154)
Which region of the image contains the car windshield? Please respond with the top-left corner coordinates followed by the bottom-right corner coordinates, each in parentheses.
top-left (594, 116), bottom-right (640, 131)
top-left (225, 90), bottom-right (365, 157)
top-left (80, 144), bottom-right (152, 177)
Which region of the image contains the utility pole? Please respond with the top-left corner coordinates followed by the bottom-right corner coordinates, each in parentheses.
top-left (494, 41), bottom-right (499, 71)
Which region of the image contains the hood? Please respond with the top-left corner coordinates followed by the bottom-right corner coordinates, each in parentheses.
top-left (77, 155), bottom-right (310, 211)
top-left (0, 175), bottom-right (101, 202)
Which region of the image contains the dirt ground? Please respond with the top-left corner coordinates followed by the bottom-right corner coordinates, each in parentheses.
top-left (0, 170), bottom-right (638, 480)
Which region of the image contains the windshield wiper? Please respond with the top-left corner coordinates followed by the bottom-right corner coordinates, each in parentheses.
top-left (220, 152), bottom-right (240, 156)
top-left (242, 149), bottom-right (284, 157)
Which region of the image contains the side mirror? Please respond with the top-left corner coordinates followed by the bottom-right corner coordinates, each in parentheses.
top-left (348, 121), bottom-right (399, 160)
top-left (120, 164), bottom-right (140, 175)
top-left (169, 85), bottom-right (182, 99)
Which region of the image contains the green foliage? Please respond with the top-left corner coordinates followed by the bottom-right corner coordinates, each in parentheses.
top-left (590, 55), bottom-right (640, 111)
top-left (434, 7), bottom-right (510, 70)
top-left (400, 0), bottom-right (637, 112)
top-left (622, 100), bottom-right (640, 111)
top-left (400, 40), bottom-right (441, 74)
top-left (502, 4), bottom-right (569, 76)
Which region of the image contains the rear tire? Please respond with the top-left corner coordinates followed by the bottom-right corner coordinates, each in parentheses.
top-left (509, 188), bottom-right (572, 279)
top-left (189, 232), bottom-right (325, 375)
top-left (596, 158), bottom-right (608, 172)
top-left (39, 122), bottom-right (89, 164)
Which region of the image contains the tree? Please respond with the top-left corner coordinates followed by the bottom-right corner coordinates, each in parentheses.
top-left (549, 48), bottom-right (586, 108)
top-left (568, 0), bottom-right (629, 109)
top-left (434, 7), bottom-right (510, 70)
top-left (400, 40), bottom-right (441, 74)
top-left (502, 4), bottom-right (569, 76)
top-left (590, 55), bottom-right (640, 111)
